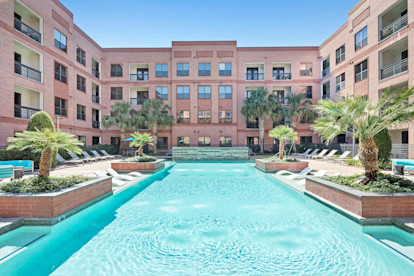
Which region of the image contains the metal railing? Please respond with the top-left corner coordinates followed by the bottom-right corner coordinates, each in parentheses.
top-left (380, 14), bottom-right (408, 40)
top-left (273, 72), bottom-right (292, 80)
top-left (92, 68), bottom-right (100, 79)
top-left (14, 61), bottom-right (41, 82)
top-left (14, 105), bottom-right (40, 119)
top-left (177, 118), bottom-right (190, 124)
top-left (130, 74), bottom-right (149, 81)
top-left (300, 70), bottom-right (312, 76)
top-left (92, 95), bottom-right (100, 104)
top-left (322, 68), bottom-right (330, 77)
top-left (246, 122), bottom-right (259, 128)
top-left (336, 81), bottom-right (345, 91)
top-left (130, 97), bottom-right (148, 105)
top-left (14, 17), bottom-right (41, 43)
top-left (246, 72), bottom-right (264, 80)
top-left (92, 121), bottom-right (100, 129)
top-left (380, 58), bottom-right (408, 80)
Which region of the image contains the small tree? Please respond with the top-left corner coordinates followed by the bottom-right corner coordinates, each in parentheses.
top-left (129, 131), bottom-right (154, 157)
top-left (7, 129), bottom-right (83, 177)
top-left (269, 125), bottom-right (298, 160)
top-left (282, 94), bottom-right (317, 128)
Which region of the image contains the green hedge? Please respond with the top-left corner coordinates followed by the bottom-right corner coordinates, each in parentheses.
top-left (0, 149), bottom-right (41, 169)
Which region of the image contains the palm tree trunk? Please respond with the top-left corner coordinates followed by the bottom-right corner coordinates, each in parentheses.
top-left (138, 147), bottom-right (143, 157)
top-left (120, 129), bottom-right (126, 152)
top-left (152, 125), bottom-right (158, 154)
top-left (259, 118), bottom-right (265, 153)
top-left (39, 147), bottom-right (52, 177)
top-left (279, 140), bottom-right (285, 160)
top-left (360, 137), bottom-right (378, 180)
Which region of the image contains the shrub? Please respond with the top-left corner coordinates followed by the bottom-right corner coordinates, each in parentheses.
top-left (26, 111), bottom-right (58, 167)
top-left (0, 175), bottom-right (92, 193)
top-left (373, 129), bottom-right (392, 164)
top-left (123, 155), bottom-right (157, 163)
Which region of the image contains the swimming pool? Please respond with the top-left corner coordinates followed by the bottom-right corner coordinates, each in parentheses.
top-left (1, 162), bottom-right (413, 275)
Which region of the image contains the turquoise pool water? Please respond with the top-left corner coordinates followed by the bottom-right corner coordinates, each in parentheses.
top-left (1, 162), bottom-right (413, 275)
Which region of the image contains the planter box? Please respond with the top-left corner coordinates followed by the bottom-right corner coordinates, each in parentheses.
top-left (111, 159), bottom-right (165, 173)
top-left (0, 177), bottom-right (112, 218)
top-left (255, 159), bottom-right (308, 173)
top-left (305, 177), bottom-right (414, 218)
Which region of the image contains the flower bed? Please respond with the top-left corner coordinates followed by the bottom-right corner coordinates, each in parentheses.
top-left (0, 176), bottom-right (112, 218)
top-left (255, 158), bottom-right (308, 173)
top-left (111, 158), bottom-right (165, 173)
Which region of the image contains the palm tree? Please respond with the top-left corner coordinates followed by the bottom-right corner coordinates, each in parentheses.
top-left (7, 129), bottom-right (83, 177)
top-left (282, 94), bottom-right (317, 129)
top-left (311, 86), bottom-right (414, 181)
top-left (241, 88), bottom-right (278, 153)
top-left (137, 99), bottom-right (174, 154)
top-left (269, 125), bottom-right (298, 160)
top-left (102, 102), bottom-right (139, 151)
top-left (129, 131), bottom-right (154, 157)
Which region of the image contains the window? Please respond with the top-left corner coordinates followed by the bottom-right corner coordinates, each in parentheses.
top-left (219, 86), bottom-right (232, 99)
top-left (177, 86), bottom-right (190, 99)
top-left (355, 60), bottom-right (368, 82)
top-left (274, 90), bottom-right (285, 103)
top-left (54, 29), bottom-right (67, 52)
top-left (219, 63), bottom-right (232, 76)
top-left (322, 81), bottom-right (330, 99)
top-left (355, 26), bottom-right (367, 50)
top-left (198, 86), bottom-right (211, 99)
top-left (300, 63), bottom-right (313, 76)
top-left (177, 63), bottom-right (189, 76)
top-left (77, 75), bottom-right (85, 92)
top-left (300, 86), bottom-right (312, 99)
top-left (157, 137), bottom-right (168, 150)
top-left (198, 136), bottom-right (211, 147)
top-left (219, 111), bottom-right (232, 123)
top-left (55, 62), bottom-right (67, 83)
top-left (136, 68), bottom-right (148, 81)
top-left (55, 97), bottom-right (67, 116)
top-left (156, 64), bottom-right (168, 77)
top-left (177, 111), bottom-right (190, 123)
top-left (78, 136), bottom-right (86, 144)
top-left (336, 45), bottom-right (345, 64)
top-left (111, 64), bottom-right (122, 77)
top-left (111, 137), bottom-right (120, 149)
top-left (198, 63), bottom-right (211, 76)
top-left (77, 104), bottom-right (86, 120)
top-left (220, 136), bottom-right (232, 147)
top-left (76, 47), bottom-right (85, 65)
top-left (300, 136), bottom-right (313, 144)
top-left (156, 87), bottom-right (168, 100)
top-left (322, 57), bottom-right (330, 77)
top-left (177, 136), bottom-right (190, 146)
top-left (402, 131), bottom-right (408, 144)
top-left (246, 118), bottom-right (259, 128)
top-left (336, 73), bottom-right (345, 91)
top-left (92, 136), bottom-right (100, 145)
top-left (110, 87), bottom-right (123, 100)
top-left (198, 111), bottom-right (211, 123)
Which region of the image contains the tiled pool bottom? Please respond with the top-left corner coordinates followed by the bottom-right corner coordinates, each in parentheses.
top-left (1, 162), bottom-right (413, 275)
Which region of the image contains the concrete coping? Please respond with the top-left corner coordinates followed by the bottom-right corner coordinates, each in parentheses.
top-left (306, 176), bottom-right (414, 198)
top-left (114, 159), bottom-right (165, 164)
top-left (0, 176), bottom-right (112, 198)
top-left (256, 159), bottom-right (308, 163)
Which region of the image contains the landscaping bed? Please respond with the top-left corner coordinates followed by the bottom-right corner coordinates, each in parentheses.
top-left (112, 156), bottom-right (164, 173)
top-left (0, 176), bottom-right (92, 193)
top-left (255, 158), bottom-right (308, 173)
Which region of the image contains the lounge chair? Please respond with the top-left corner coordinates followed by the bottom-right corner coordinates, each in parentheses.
top-left (68, 152), bottom-right (95, 163)
top-left (291, 148), bottom-right (309, 157)
top-left (319, 149), bottom-right (338, 160)
top-left (101, 150), bottom-right (122, 159)
top-left (56, 153), bottom-right (84, 165)
top-left (329, 151), bottom-right (351, 163)
top-left (106, 168), bottom-right (143, 181)
top-left (94, 170), bottom-right (126, 186)
top-left (303, 149), bottom-right (320, 159)
top-left (275, 167), bottom-right (312, 177)
top-left (82, 151), bottom-right (103, 161)
top-left (166, 149), bottom-right (173, 156)
top-left (296, 149), bottom-right (313, 158)
top-left (310, 149), bottom-right (328, 160)
top-left (249, 148), bottom-right (256, 156)
top-left (91, 150), bottom-right (113, 160)
top-left (287, 169), bottom-right (327, 180)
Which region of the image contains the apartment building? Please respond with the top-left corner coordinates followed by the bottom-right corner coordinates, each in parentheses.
top-left (0, 0), bottom-right (412, 152)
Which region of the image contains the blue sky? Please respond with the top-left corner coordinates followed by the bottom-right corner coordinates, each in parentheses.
top-left (60, 0), bottom-right (359, 48)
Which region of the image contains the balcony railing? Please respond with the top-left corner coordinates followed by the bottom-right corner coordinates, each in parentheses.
top-left (380, 14), bottom-right (408, 40)
top-left (322, 68), bottom-right (330, 77)
top-left (273, 72), bottom-right (292, 80)
top-left (177, 118), bottom-right (190, 124)
top-left (92, 121), bottom-right (100, 129)
top-left (336, 81), bottom-right (345, 91)
top-left (246, 72), bottom-right (264, 80)
top-left (15, 61), bottom-right (41, 82)
top-left (92, 95), bottom-right (100, 104)
top-left (14, 105), bottom-right (40, 119)
top-left (300, 70), bottom-right (312, 76)
top-left (380, 58), bottom-right (408, 80)
top-left (92, 68), bottom-right (100, 79)
top-left (130, 74), bottom-right (149, 81)
top-left (130, 97), bottom-right (148, 105)
top-left (246, 122), bottom-right (259, 128)
top-left (14, 17), bottom-right (41, 43)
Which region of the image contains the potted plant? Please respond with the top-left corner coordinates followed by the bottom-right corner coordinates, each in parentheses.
top-left (255, 125), bottom-right (309, 172)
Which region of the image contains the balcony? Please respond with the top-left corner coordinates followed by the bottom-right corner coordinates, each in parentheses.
top-left (130, 64), bottom-right (149, 81)
top-left (92, 83), bottom-right (100, 104)
top-left (14, 17), bottom-right (41, 43)
top-left (92, 95), bottom-right (100, 104)
top-left (14, 105), bottom-right (40, 119)
top-left (379, 38), bottom-right (408, 80)
top-left (92, 58), bottom-right (100, 79)
top-left (246, 122), bottom-right (259, 129)
top-left (14, 0), bottom-right (42, 43)
top-left (130, 98), bottom-right (148, 106)
top-left (177, 118), bottom-right (190, 124)
top-left (381, 58), bottom-right (408, 80)
top-left (273, 72), bottom-right (291, 80)
top-left (379, 0), bottom-right (408, 41)
top-left (14, 41), bottom-right (42, 82)
top-left (272, 63), bottom-right (292, 80)
top-left (92, 68), bottom-right (100, 79)
top-left (380, 14), bottom-right (408, 40)
top-left (130, 87), bottom-right (148, 106)
top-left (130, 73), bottom-right (149, 81)
top-left (14, 61), bottom-right (41, 82)
top-left (246, 72), bottom-right (264, 80)
top-left (92, 120), bottom-right (100, 129)
top-left (245, 63), bottom-right (264, 81)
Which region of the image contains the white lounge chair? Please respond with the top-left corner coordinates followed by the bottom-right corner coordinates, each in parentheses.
top-left (304, 149), bottom-right (320, 159)
top-left (328, 151), bottom-right (351, 163)
top-left (68, 152), bottom-right (95, 163)
top-left (91, 150), bottom-right (113, 160)
top-left (296, 149), bottom-right (312, 158)
top-left (94, 170), bottom-right (126, 186)
top-left (310, 149), bottom-right (328, 159)
top-left (275, 167), bottom-right (312, 177)
top-left (56, 153), bottom-right (83, 165)
top-left (82, 151), bottom-right (103, 161)
top-left (106, 168), bottom-right (143, 180)
top-left (287, 169), bottom-right (327, 180)
top-left (319, 149), bottom-right (338, 160)
top-left (101, 150), bottom-right (122, 159)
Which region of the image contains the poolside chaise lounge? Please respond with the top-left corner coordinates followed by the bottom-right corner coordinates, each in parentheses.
top-left (94, 170), bottom-right (126, 186)
top-left (329, 151), bottom-right (351, 163)
top-left (100, 150), bottom-right (122, 159)
top-left (275, 167), bottom-right (312, 177)
top-left (68, 152), bottom-right (95, 163)
top-left (318, 149), bottom-right (338, 160)
top-left (302, 149), bottom-right (320, 159)
top-left (56, 153), bottom-right (84, 166)
top-left (291, 148), bottom-right (310, 157)
top-left (106, 168), bottom-right (143, 181)
top-left (82, 151), bottom-right (103, 161)
top-left (0, 165), bottom-right (14, 181)
top-left (91, 150), bottom-right (114, 160)
top-left (286, 169), bottom-right (328, 180)
top-left (309, 149), bottom-right (329, 160)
